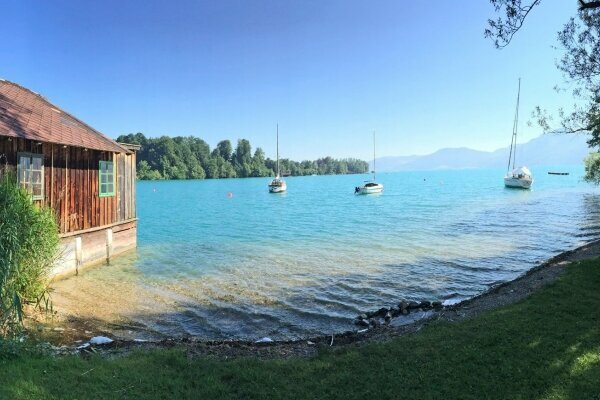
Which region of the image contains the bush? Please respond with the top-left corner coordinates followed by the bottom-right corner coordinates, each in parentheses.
top-left (0, 173), bottom-right (59, 336)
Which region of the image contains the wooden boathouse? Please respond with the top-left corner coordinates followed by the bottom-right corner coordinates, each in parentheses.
top-left (0, 79), bottom-right (137, 277)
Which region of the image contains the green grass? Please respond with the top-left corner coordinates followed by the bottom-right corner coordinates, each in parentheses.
top-left (1, 259), bottom-right (599, 400)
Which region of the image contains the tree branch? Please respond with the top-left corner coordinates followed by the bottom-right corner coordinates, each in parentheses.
top-left (579, 1), bottom-right (600, 10)
top-left (485, 0), bottom-right (542, 48)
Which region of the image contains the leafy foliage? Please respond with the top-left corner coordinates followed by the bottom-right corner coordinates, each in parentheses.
top-left (0, 173), bottom-right (59, 336)
top-left (117, 133), bottom-right (369, 180)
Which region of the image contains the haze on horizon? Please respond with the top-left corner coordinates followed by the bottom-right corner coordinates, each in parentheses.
top-left (1, 0), bottom-right (578, 161)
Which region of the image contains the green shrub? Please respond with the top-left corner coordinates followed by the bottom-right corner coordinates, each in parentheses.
top-left (0, 172), bottom-right (59, 336)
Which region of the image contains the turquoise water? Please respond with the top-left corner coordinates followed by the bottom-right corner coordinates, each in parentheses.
top-left (53, 166), bottom-right (600, 340)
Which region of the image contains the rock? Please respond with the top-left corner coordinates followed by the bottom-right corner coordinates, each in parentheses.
top-left (432, 301), bottom-right (443, 309)
top-left (76, 343), bottom-right (90, 350)
top-left (377, 307), bottom-right (389, 316)
top-left (419, 300), bottom-right (432, 309)
top-left (369, 319), bottom-right (379, 328)
top-left (365, 311), bottom-right (376, 319)
top-left (255, 337), bottom-right (274, 343)
top-left (408, 301), bottom-right (420, 310)
top-left (359, 314), bottom-right (368, 320)
top-left (401, 308), bottom-right (409, 315)
top-left (89, 336), bottom-right (113, 345)
top-left (384, 311), bottom-right (392, 323)
top-left (355, 319), bottom-right (370, 327)
top-left (307, 341), bottom-right (315, 346)
top-left (399, 300), bottom-right (409, 311)
top-left (133, 339), bottom-right (148, 343)
top-left (390, 306), bottom-right (401, 317)
top-left (357, 328), bottom-right (369, 333)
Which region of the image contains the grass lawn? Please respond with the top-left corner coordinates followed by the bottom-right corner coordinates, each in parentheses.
top-left (1, 259), bottom-right (599, 400)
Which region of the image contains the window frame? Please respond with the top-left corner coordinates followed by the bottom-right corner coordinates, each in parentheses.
top-left (99, 160), bottom-right (115, 198)
top-left (17, 152), bottom-right (44, 201)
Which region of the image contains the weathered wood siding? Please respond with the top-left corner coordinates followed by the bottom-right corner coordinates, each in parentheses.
top-left (116, 151), bottom-right (136, 222)
top-left (0, 136), bottom-right (136, 235)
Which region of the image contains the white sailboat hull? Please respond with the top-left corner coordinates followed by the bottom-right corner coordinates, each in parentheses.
top-left (268, 184), bottom-right (287, 193)
top-left (268, 177), bottom-right (287, 193)
top-left (357, 183), bottom-right (384, 195)
top-left (504, 176), bottom-right (532, 189)
top-left (504, 166), bottom-right (532, 189)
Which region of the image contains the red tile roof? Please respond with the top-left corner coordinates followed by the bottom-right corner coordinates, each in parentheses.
top-left (0, 79), bottom-right (129, 153)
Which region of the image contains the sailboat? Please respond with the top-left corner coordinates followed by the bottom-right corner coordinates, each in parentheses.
top-left (355, 131), bottom-right (383, 195)
top-left (268, 124), bottom-right (287, 193)
top-left (504, 78), bottom-right (533, 189)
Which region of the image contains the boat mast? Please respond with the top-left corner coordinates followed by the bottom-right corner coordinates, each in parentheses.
top-left (276, 123), bottom-right (280, 178)
top-left (507, 78), bottom-right (521, 173)
top-left (373, 130), bottom-right (376, 182)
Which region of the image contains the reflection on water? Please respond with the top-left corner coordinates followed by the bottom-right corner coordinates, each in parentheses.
top-left (50, 166), bottom-right (600, 340)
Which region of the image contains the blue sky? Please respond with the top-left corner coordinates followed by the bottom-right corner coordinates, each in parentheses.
top-left (1, 0), bottom-right (577, 160)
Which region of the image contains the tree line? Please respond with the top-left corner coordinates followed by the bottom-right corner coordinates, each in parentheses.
top-left (116, 133), bottom-right (369, 180)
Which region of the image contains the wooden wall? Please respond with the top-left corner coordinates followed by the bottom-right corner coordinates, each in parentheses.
top-left (116, 151), bottom-right (136, 222)
top-left (0, 136), bottom-right (136, 235)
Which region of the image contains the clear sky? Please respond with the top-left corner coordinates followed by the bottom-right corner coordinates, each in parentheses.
top-left (1, 0), bottom-right (578, 161)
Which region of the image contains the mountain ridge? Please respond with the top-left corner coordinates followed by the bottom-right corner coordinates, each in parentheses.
top-left (372, 134), bottom-right (590, 172)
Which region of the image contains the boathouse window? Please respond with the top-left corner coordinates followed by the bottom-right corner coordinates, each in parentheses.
top-left (99, 160), bottom-right (115, 197)
top-left (17, 153), bottom-right (44, 200)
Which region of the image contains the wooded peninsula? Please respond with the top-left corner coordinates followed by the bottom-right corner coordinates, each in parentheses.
top-left (116, 133), bottom-right (369, 180)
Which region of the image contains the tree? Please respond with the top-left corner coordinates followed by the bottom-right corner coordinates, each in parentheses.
top-left (233, 139), bottom-right (252, 177)
top-left (137, 160), bottom-right (162, 180)
top-left (216, 140), bottom-right (233, 161)
top-left (486, 1), bottom-right (600, 181)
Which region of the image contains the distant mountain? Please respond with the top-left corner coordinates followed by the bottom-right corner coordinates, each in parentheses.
top-left (373, 134), bottom-right (591, 172)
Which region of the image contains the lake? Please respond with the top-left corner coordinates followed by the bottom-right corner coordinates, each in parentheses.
top-left (50, 166), bottom-right (600, 340)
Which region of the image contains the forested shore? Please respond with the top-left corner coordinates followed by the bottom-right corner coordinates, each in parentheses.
top-left (116, 133), bottom-right (369, 180)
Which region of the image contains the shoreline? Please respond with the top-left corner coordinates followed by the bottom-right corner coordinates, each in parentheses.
top-left (28, 239), bottom-right (600, 358)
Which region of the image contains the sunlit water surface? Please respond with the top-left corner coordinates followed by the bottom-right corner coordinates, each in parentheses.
top-left (51, 167), bottom-right (600, 340)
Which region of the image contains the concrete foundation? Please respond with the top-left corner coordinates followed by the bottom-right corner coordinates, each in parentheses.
top-left (52, 220), bottom-right (137, 279)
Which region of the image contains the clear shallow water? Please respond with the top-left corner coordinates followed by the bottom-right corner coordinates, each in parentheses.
top-left (52, 166), bottom-right (600, 340)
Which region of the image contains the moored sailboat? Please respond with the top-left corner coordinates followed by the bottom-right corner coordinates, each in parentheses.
top-left (268, 124), bottom-right (287, 193)
top-left (504, 78), bottom-right (533, 189)
top-left (355, 131), bottom-right (383, 195)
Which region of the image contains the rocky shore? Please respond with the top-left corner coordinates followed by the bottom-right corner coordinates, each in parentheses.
top-left (28, 240), bottom-right (600, 359)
